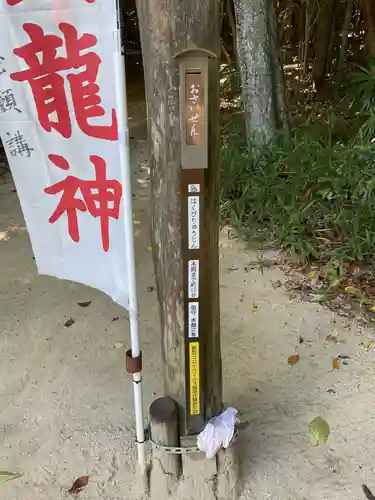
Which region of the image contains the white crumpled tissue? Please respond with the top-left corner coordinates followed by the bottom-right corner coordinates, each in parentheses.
top-left (197, 407), bottom-right (238, 459)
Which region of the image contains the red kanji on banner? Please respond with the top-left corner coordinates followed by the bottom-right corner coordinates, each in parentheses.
top-left (10, 22), bottom-right (117, 140)
top-left (7, 0), bottom-right (96, 4)
top-left (44, 154), bottom-right (122, 252)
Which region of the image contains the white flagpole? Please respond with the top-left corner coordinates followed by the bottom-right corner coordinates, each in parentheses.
top-left (113, 3), bottom-right (146, 476)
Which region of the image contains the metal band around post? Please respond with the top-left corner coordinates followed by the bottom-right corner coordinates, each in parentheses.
top-left (125, 349), bottom-right (143, 374)
top-left (148, 428), bottom-right (238, 455)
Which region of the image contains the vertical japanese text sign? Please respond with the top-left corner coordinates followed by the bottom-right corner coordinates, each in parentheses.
top-left (177, 48), bottom-right (211, 434)
top-left (0, 0), bottom-right (131, 308)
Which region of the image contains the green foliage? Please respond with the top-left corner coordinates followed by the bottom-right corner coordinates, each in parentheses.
top-left (219, 65), bottom-right (241, 99)
top-left (220, 114), bottom-right (375, 267)
top-left (346, 60), bottom-right (375, 113)
top-left (0, 471), bottom-right (22, 484)
top-left (346, 60), bottom-right (375, 141)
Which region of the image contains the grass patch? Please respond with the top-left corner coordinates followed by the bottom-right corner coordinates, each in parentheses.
top-left (221, 115), bottom-right (375, 264)
top-left (220, 111), bottom-right (375, 319)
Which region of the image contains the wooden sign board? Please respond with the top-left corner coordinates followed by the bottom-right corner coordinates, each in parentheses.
top-left (179, 55), bottom-right (209, 171)
top-left (181, 168), bottom-right (205, 434)
top-left (185, 73), bottom-right (204, 146)
top-left (178, 50), bottom-right (212, 435)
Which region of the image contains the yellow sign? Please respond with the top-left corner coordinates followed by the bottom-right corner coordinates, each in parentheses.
top-left (189, 342), bottom-right (200, 415)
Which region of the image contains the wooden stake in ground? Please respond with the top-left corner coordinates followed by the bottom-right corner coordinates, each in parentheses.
top-left (149, 397), bottom-right (180, 498)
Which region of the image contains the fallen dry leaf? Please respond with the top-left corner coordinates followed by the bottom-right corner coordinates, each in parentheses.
top-left (0, 470), bottom-right (23, 483)
top-left (338, 354), bottom-right (350, 359)
top-left (271, 279), bottom-right (282, 289)
top-left (364, 340), bottom-right (373, 351)
top-left (307, 269), bottom-right (320, 280)
top-left (362, 484), bottom-right (375, 500)
top-left (308, 416), bottom-right (330, 445)
top-left (64, 318), bottom-right (75, 328)
top-left (326, 332), bottom-right (339, 343)
top-left (249, 304), bottom-right (258, 312)
top-left (344, 285), bottom-right (358, 295)
top-left (332, 358), bottom-right (340, 371)
top-left (69, 476), bottom-right (89, 494)
top-left (370, 305), bottom-right (375, 312)
top-left (77, 301), bottom-right (91, 308)
top-left (287, 353), bottom-right (300, 365)
top-left (146, 246), bottom-right (152, 253)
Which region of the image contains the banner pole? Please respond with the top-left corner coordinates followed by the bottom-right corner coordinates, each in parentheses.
top-left (113, 4), bottom-right (146, 476)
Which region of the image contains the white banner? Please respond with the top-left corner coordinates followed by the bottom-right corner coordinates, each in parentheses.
top-left (0, 0), bottom-right (132, 309)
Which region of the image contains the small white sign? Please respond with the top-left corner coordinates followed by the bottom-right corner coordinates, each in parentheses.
top-left (188, 184), bottom-right (200, 193)
top-left (188, 196), bottom-right (200, 250)
top-left (188, 259), bottom-right (199, 299)
top-left (188, 302), bottom-right (199, 338)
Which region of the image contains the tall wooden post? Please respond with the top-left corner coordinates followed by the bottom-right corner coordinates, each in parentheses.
top-left (135, 2), bottom-right (235, 497)
top-left (136, 0), bottom-right (222, 433)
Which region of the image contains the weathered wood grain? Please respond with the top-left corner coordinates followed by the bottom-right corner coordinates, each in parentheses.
top-left (136, 0), bottom-right (222, 431)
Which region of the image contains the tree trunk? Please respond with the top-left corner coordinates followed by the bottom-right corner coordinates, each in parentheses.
top-left (360, 0), bottom-right (375, 56)
top-left (226, 0), bottom-right (237, 54)
top-left (312, 0), bottom-right (337, 93)
top-left (233, 0), bottom-right (289, 147)
top-left (136, 0), bottom-right (222, 432)
top-left (337, 0), bottom-right (355, 92)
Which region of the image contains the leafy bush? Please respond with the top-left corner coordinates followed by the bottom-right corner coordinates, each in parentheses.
top-left (220, 114), bottom-right (375, 266)
top-left (345, 59), bottom-right (375, 141)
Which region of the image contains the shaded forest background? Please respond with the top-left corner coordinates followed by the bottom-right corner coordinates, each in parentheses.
top-left (123, 0), bottom-right (375, 321)
top-left (122, 0), bottom-right (375, 103)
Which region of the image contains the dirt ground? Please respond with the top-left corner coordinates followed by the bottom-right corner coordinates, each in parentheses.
top-left (1, 86), bottom-right (375, 500)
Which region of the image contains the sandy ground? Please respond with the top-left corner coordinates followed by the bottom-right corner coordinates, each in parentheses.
top-left (1, 124), bottom-right (375, 500)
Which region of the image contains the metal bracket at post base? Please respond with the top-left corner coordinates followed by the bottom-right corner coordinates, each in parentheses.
top-left (150, 438), bottom-right (202, 455)
top-left (146, 428), bottom-right (238, 455)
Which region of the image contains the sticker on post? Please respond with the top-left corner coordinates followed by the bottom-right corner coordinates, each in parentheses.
top-left (188, 260), bottom-right (199, 299)
top-left (188, 302), bottom-right (199, 338)
top-left (189, 341), bottom-right (200, 415)
top-left (188, 195), bottom-right (200, 250)
top-left (188, 184), bottom-right (200, 193)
